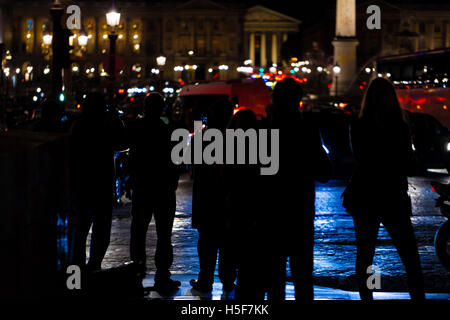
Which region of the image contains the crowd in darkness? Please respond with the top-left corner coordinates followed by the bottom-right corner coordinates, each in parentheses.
top-left (34, 76), bottom-right (425, 301)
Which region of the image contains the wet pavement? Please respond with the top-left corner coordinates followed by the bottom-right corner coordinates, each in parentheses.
top-left (95, 173), bottom-right (450, 299)
top-left (142, 274), bottom-right (450, 300)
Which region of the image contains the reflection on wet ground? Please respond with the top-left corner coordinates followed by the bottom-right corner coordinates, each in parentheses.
top-left (97, 173), bottom-right (450, 298)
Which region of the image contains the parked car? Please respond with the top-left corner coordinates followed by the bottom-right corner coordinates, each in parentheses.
top-left (303, 108), bottom-right (354, 178)
top-left (406, 111), bottom-right (450, 173)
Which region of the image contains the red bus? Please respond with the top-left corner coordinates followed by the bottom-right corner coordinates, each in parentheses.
top-left (173, 78), bottom-right (271, 131)
top-left (377, 48), bottom-right (450, 127)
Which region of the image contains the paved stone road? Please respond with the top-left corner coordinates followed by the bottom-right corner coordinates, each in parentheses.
top-left (97, 173), bottom-right (450, 293)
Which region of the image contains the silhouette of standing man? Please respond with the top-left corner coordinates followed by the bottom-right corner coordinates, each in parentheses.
top-left (128, 93), bottom-right (180, 293)
top-left (190, 99), bottom-right (236, 293)
top-left (263, 78), bottom-right (332, 301)
top-left (70, 92), bottom-right (123, 270)
top-left (225, 109), bottom-right (264, 299)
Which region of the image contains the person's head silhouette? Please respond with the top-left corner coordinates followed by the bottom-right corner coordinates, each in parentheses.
top-left (82, 92), bottom-right (106, 120)
top-left (228, 108), bottom-right (257, 131)
top-left (360, 77), bottom-right (404, 125)
top-left (272, 77), bottom-right (303, 115)
top-left (144, 93), bottom-right (165, 120)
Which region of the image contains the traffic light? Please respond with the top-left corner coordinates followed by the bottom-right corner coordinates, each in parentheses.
top-left (59, 92), bottom-right (66, 102)
top-left (61, 28), bottom-right (73, 69)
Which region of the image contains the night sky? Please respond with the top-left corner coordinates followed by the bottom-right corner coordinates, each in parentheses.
top-left (82, 0), bottom-right (449, 27)
top-left (228, 0), bottom-right (448, 25)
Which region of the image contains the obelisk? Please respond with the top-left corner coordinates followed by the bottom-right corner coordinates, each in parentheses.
top-left (331, 0), bottom-right (358, 96)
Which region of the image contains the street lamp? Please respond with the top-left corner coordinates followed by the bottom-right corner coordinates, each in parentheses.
top-left (50, 0), bottom-right (64, 98)
top-left (78, 30), bottom-right (88, 47)
top-left (106, 10), bottom-right (121, 30)
top-left (156, 55), bottom-right (166, 67)
top-left (106, 7), bottom-right (120, 103)
top-left (333, 63), bottom-right (341, 97)
top-left (43, 31), bottom-right (53, 46)
top-left (156, 54), bottom-right (166, 92)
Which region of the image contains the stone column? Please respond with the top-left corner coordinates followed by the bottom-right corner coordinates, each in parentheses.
top-left (249, 32), bottom-right (255, 63)
top-left (159, 18), bottom-right (164, 54)
top-left (32, 18), bottom-right (37, 54)
top-left (445, 21), bottom-right (450, 47)
top-left (94, 17), bottom-right (99, 54)
top-left (426, 22), bottom-right (434, 50)
top-left (125, 18), bottom-right (130, 54)
top-left (335, 0), bottom-right (356, 37)
top-left (413, 22), bottom-right (419, 52)
top-left (190, 19), bottom-right (195, 52)
top-left (332, 0), bottom-right (358, 96)
top-left (271, 33), bottom-right (277, 65)
top-left (206, 19), bottom-right (211, 53)
top-left (260, 32), bottom-right (266, 67)
top-left (278, 32), bottom-right (284, 66)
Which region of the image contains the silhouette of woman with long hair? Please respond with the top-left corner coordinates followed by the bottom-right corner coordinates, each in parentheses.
top-left (346, 77), bottom-right (425, 301)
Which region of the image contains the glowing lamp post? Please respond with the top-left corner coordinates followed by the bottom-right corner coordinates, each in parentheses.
top-left (156, 55), bottom-right (166, 67)
top-left (106, 11), bottom-right (121, 31)
top-left (43, 32), bottom-right (53, 46)
top-left (106, 9), bottom-right (120, 103)
top-left (50, 0), bottom-right (64, 98)
top-left (333, 63), bottom-right (341, 97)
top-left (155, 54), bottom-right (166, 92)
top-left (77, 30), bottom-right (88, 47)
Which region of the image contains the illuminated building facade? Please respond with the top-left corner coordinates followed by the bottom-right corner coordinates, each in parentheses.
top-left (0, 0), bottom-right (300, 91)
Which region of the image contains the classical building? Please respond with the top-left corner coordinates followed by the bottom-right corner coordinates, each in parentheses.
top-left (0, 0), bottom-right (300, 91)
top-left (244, 5), bottom-right (300, 68)
top-left (303, 0), bottom-right (450, 76)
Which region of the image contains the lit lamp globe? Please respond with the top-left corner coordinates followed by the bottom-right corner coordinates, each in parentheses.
top-left (106, 10), bottom-right (121, 29)
top-left (43, 32), bottom-right (53, 46)
top-left (78, 31), bottom-right (88, 46)
top-left (156, 55), bottom-right (167, 67)
top-left (333, 64), bottom-right (341, 74)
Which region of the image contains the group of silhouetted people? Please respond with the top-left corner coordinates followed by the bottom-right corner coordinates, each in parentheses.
top-left (60, 76), bottom-right (425, 301)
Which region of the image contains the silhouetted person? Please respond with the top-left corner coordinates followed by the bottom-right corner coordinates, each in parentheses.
top-left (190, 98), bottom-right (236, 293)
top-left (225, 109), bottom-right (265, 299)
top-left (263, 77), bottom-right (332, 301)
top-left (344, 78), bottom-right (425, 301)
top-left (128, 93), bottom-right (180, 293)
top-left (69, 92), bottom-right (123, 270)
